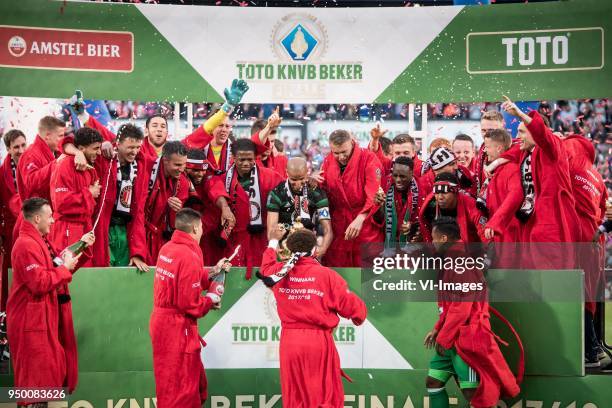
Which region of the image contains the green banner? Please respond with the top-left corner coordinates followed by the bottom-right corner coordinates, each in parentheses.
top-left (0, 0), bottom-right (609, 103)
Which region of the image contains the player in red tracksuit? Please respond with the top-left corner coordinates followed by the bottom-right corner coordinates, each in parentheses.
top-left (452, 134), bottom-right (477, 174)
top-left (500, 97), bottom-right (578, 269)
top-left (368, 125), bottom-right (425, 190)
top-left (144, 141), bottom-right (193, 265)
top-left (182, 79), bottom-right (250, 175)
top-left (149, 208), bottom-right (231, 408)
top-left (564, 134), bottom-right (608, 366)
top-left (7, 198), bottom-right (94, 405)
top-left (49, 128), bottom-right (102, 265)
top-left (13, 116), bottom-right (65, 243)
top-left (480, 129), bottom-right (524, 268)
top-left (250, 108), bottom-right (288, 177)
top-left (184, 149), bottom-right (236, 266)
top-left (0, 130), bottom-right (26, 311)
top-left (372, 156), bottom-right (424, 245)
top-left (424, 217), bottom-right (521, 408)
top-left (320, 130), bottom-right (383, 267)
top-left (60, 118), bottom-right (149, 271)
top-left (258, 227), bottom-right (367, 408)
top-left (420, 147), bottom-right (477, 203)
top-left (207, 139), bottom-right (282, 278)
top-left (419, 173), bottom-right (487, 243)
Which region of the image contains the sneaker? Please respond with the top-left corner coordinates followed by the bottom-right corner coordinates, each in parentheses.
top-left (597, 346), bottom-right (609, 361)
top-left (585, 356), bottom-right (601, 368)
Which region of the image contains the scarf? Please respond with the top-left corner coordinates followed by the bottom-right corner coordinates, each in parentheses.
top-left (516, 152), bottom-right (535, 222)
top-left (256, 251), bottom-right (312, 287)
top-left (205, 140), bottom-right (232, 175)
top-left (115, 159), bottom-right (138, 216)
top-left (10, 158), bottom-right (17, 192)
top-left (285, 181), bottom-right (310, 224)
top-left (226, 164), bottom-right (263, 230)
top-left (476, 176), bottom-right (490, 217)
top-left (384, 179), bottom-right (419, 246)
top-left (148, 157), bottom-right (161, 194)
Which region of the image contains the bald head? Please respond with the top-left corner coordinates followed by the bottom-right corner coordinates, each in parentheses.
top-left (287, 157), bottom-right (307, 177)
top-left (286, 157), bottom-right (309, 193)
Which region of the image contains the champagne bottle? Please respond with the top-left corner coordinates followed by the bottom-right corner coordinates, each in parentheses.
top-left (53, 239), bottom-right (87, 267)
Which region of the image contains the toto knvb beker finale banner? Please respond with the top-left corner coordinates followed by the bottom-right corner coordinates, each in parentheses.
top-left (0, 0), bottom-right (610, 103)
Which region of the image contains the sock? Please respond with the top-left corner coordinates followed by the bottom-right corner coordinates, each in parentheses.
top-left (428, 387), bottom-right (449, 408)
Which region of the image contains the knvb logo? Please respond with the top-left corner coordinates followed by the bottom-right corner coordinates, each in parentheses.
top-left (280, 24), bottom-right (318, 61)
top-left (270, 13), bottom-right (328, 63)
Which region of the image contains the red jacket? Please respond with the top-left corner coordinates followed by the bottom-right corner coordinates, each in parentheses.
top-left (564, 135), bottom-right (607, 241)
top-left (144, 161), bottom-right (193, 265)
top-left (90, 154), bottom-right (149, 266)
top-left (16, 135), bottom-right (57, 202)
top-left (77, 117), bottom-right (149, 266)
top-left (7, 221), bottom-right (91, 401)
top-left (149, 230), bottom-right (215, 408)
top-left (433, 242), bottom-right (521, 408)
top-left (419, 192), bottom-right (486, 243)
top-left (502, 112), bottom-right (578, 245)
top-left (321, 143), bottom-right (383, 267)
top-left (140, 138), bottom-right (159, 161)
top-left (207, 164), bottom-right (283, 277)
top-left (49, 156), bottom-right (98, 261)
top-left (260, 247), bottom-right (366, 408)
top-left (189, 178), bottom-right (225, 267)
top-left (183, 127), bottom-right (232, 174)
top-left (484, 162), bottom-right (523, 243)
top-left (0, 155), bottom-right (21, 310)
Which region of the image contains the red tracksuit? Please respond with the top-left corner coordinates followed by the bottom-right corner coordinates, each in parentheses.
top-left (187, 178), bottom-right (224, 267)
top-left (13, 136), bottom-right (58, 242)
top-left (76, 117), bottom-right (149, 266)
top-left (564, 135), bottom-right (607, 312)
top-left (260, 247), bottom-right (367, 408)
top-left (207, 164), bottom-right (282, 277)
top-left (484, 162), bottom-right (523, 243)
top-left (321, 143), bottom-right (383, 267)
top-left (140, 138), bottom-right (159, 161)
top-left (7, 221), bottom-right (91, 404)
top-left (144, 163), bottom-right (192, 265)
top-left (434, 242), bottom-right (521, 408)
top-left (501, 113), bottom-right (579, 268)
top-left (0, 155), bottom-right (21, 310)
top-left (49, 156), bottom-right (98, 263)
top-left (419, 192), bottom-right (486, 243)
top-left (149, 230), bottom-right (215, 408)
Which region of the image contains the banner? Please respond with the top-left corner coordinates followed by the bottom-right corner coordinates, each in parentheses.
top-left (0, 0), bottom-right (609, 103)
top-left (1, 267), bottom-right (604, 408)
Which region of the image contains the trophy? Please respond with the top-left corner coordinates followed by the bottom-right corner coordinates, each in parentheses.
top-left (277, 220), bottom-right (305, 260)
